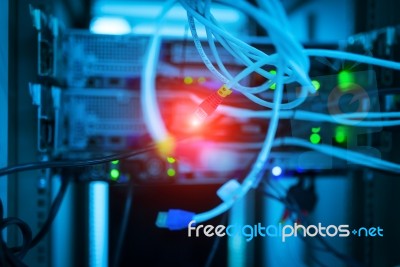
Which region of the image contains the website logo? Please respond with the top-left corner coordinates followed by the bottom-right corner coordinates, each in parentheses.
top-left (188, 221), bottom-right (383, 242)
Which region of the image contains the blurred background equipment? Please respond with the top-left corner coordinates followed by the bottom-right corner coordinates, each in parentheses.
top-left (2, 0), bottom-right (400, 267)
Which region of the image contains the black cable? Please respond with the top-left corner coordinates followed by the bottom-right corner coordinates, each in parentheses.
top-left (10, 142), bottom-right (161, 251)
top-left (0, 144), bottom-right (158, 177)
top-left (3, 175), bottom-right (69, 266)
top-left (0, 137), bottom-right (196, 177)
top-left (261, 179), bottom-right (365, 267)
top-left (255, 187), bottom-right (329, 266)
top-left (0, 141), bottom-right (178, 266)
top-left (112, 180), bottom-right (135, 267)
top-left (256, 185), bottom-right (330, 253)
top-left (204, 213), bottom-right (227, 267)
top-left (0, 236), bottom-right (6, 267)
top-left (29, 176), bottom-right (69, 250)
top-left (280, 190), bottom-right (361, 267)
top-left (0, 198), bottom-right (32, 267)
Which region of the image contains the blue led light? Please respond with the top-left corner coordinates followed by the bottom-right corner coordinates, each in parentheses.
top-left (271, 166), bottom-right (282, 176)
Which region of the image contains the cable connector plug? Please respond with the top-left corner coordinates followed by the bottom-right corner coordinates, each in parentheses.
top-left (193, 85), bottom-right (232, 124)
top-left (155, 209), bottom-right (195, 230)
top-left (217, 179), bottom-right (241, 202)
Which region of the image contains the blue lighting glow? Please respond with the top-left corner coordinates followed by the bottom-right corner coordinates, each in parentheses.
top-left (271, 166), bottom-right (282, 176)
top-left (88, 182), bottom-right (109, 267)
top-left (90, 16), bottom-right (131, 35)
top-left (95, 2), bottom-right (243, 23)
top-left (92, 2), bottom-right (248, 38)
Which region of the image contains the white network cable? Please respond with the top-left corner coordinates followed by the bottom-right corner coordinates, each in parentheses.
top-left (273, 137), bottom-right (400, 173)
top-left (146, 0), bottom-right (400, 228)
top-left (140, 0), bottom-right (177, 147)
top-left (171, 0), bottom-right (308, 225)
top-left (218, 107), bottom-right (400, 127)
top-left (180, 0), bottom-right (314, 108)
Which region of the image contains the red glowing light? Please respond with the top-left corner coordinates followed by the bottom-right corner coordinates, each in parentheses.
top-left (190, 116), bottom-right (202, 127)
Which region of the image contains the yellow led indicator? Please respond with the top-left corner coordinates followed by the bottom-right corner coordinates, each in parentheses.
top-left (198, 77), bottom-right (206, 83)
top-left (167, 157), bottom-right (176, 164)
top-left (167, 168), bottom-right (176, 177)
top-left (156, 135), bottom-right (175, 157)
top-left (184, 76), bottom-right (193, 85)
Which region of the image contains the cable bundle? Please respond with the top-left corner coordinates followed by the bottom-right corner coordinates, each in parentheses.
top-left (180, 0), bottom-right (315, 107)
top-left (151, 0), bottom-right (400, 225)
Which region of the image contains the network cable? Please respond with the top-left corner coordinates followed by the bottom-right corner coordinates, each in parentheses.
top-left (112, 180), bottom-right (135, 267)
top-left (260, 179), bottom-right (364, 267)
top-left (0, 144), bottom-right (158, 177)
top-left (156, 57), bottom-right (286, 228)
top-left (149, 0), bottom-right (400, 230)
top-left (273, 137), bottom-right (400, 173)
top-left (217, 107), bottom-right (400, 127)
top-left (140, 0), bottom-right (178, 155)
top-left (0, 143), bottom-right (165, 267)
top-left (0, 177), bottom-right (69, 267)
top-left (193, 84), bottom-right (233, 124)
top-left (181, 0), bottom-right (314, 109)
top-left (9, 1), bottom-right (400, 265)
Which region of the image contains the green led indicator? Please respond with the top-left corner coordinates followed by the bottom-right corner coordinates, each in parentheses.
top-left (338, 70), bottom-right (354, 91)
top-left (167, 168), bottom-right (176, 177)
top-left (311, 127), bottom-right (321, 133)
top-left (110, 169), bottom-right (120, 180)
top-left (167, 157), bottom-right (176, 164)
top-left (269, 70), bottom-right (276, 90)
top-left (311, 80), bottom-right (320, 90)
top-left (335, 126), bottom-right (347, 143)
top-left (111, 160), bottom-right (119, 165)
top-left (310, 133), bottom-right (321, 144)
